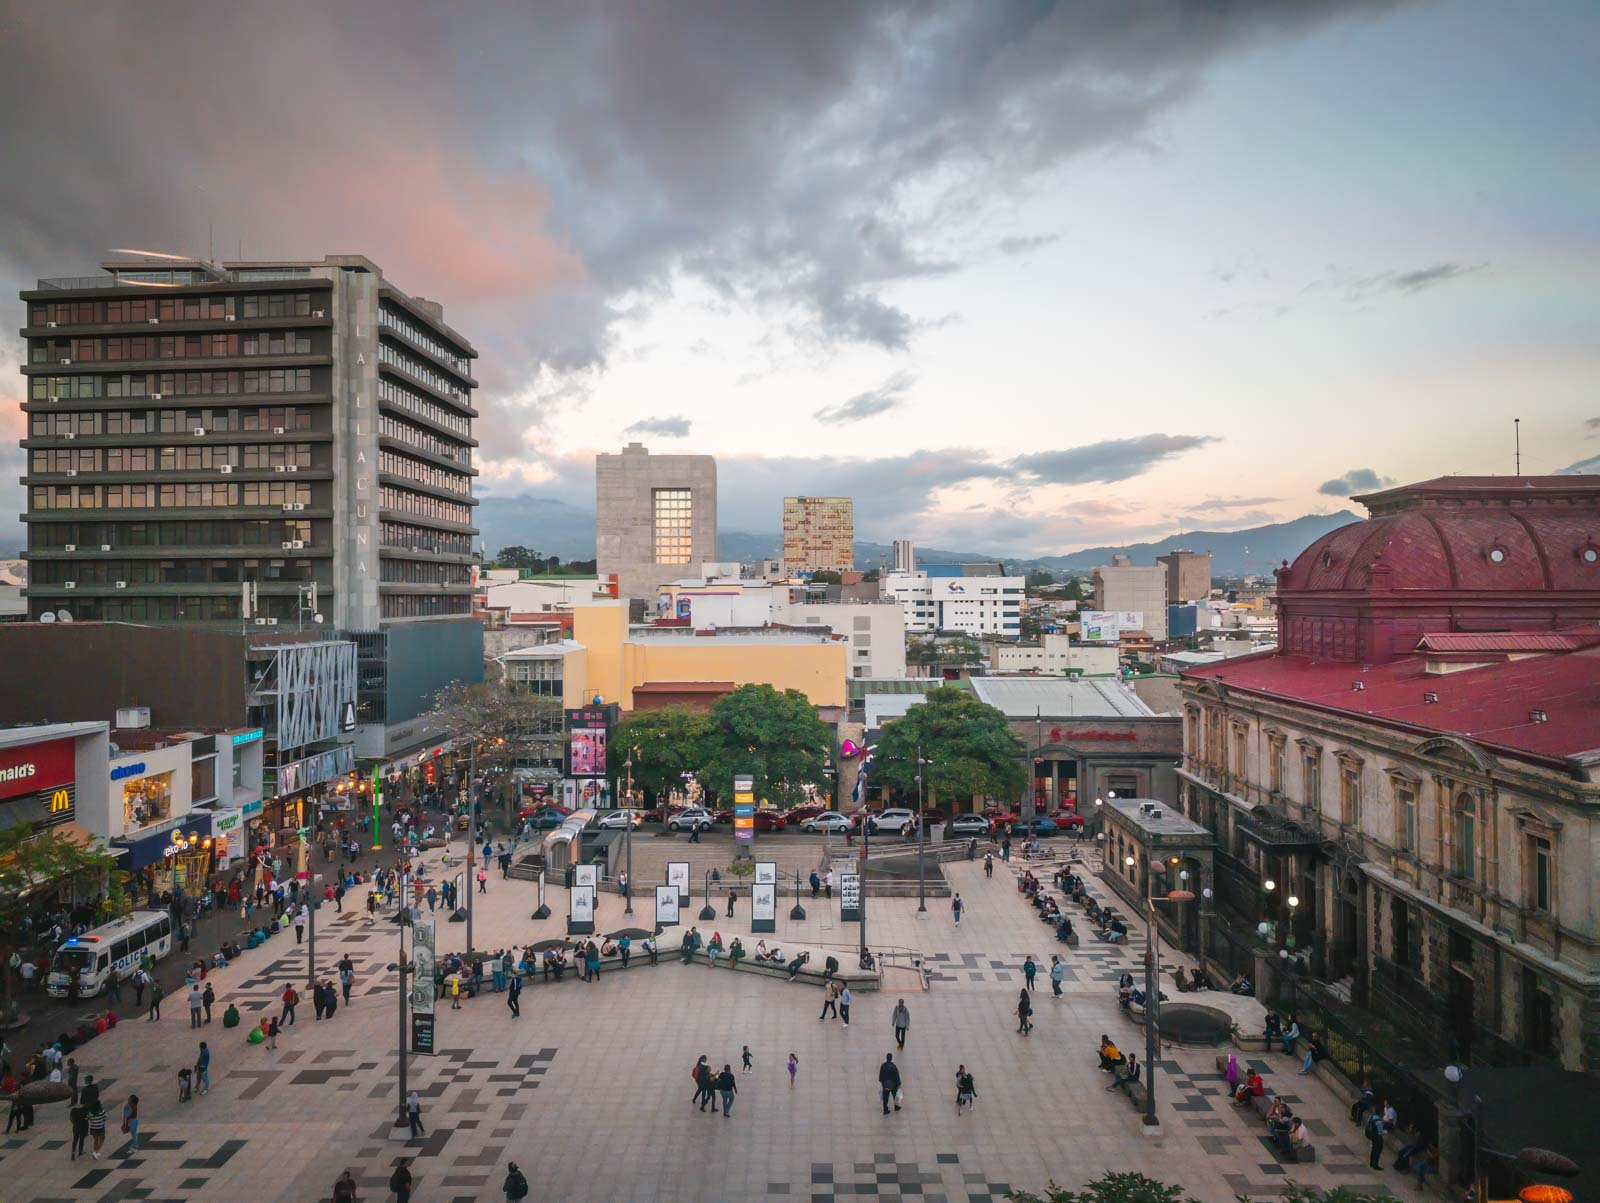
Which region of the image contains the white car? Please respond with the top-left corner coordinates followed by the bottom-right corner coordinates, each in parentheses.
top-left (596, 809), bottom-right (643, 829)
top-left (668, 807), bottom-right (715, 832)
top-left (866, 807), bottom-right (916, 835)
top-left (801, 812), bottom-right (853, 834)
top-left (949, 813), bottom-right (993, 837)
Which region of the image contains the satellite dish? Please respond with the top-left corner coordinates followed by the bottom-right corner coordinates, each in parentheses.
top-left (57, 610), bottom-right (74, 622)
top-left (39, 612), bottom-right (55, 623)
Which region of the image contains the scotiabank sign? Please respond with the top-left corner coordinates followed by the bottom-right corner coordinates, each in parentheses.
top-left (0, 738), bottom-right (76, 801)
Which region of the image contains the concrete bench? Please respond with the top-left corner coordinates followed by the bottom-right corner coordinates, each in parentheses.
top-left (1125, 1079), bottom-right (1148, 1111)
top-left (1232, 1032), bottom-right (1274, 1052)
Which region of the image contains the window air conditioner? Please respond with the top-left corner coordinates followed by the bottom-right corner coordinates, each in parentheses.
top-left (273, 465), bottom-right (286, 473)
top-left (63, 431), bottom-right (75, 440)
top-left (281, 541), bottom-right (293, 549)
top-left (115, 580), bottom-right (127, 589)
top-left (148, 318), bottom-right (159, 325)
top-left (67, 469), bottom-right (77, 477)
top-left (63, 543), bottom-right (75, 552)
top-left (220, 465), bottom-right (233, 474)
top-left (282, 503), bottom-right (295, 512)
top-left (100, 544), bottom-right (111, 551)
top-left (313, 310), bottom-right (325, 318)
top-left (64, 581), bottom-right (76, 589)
top-left (292, 502), bottom-right (305, 511)
top-left (273, 427), bottom-right (285, 435)
top-left (47, 321), bottom-right (57, 328)
top-left (60, 358), bottom-right (71, 365)
top-left (47, 396), bottom-right (59, 403)
top-left (152, 393), bottom-right (162, 400)
top-left (290, 539), bottom-right (305, 549)
top-left (266, 617), bottom-right (278, 625)
top-left (224, 314), bottom-right (236, 322)
top-left (254, 617), bottom-right (269, 625)
top-left (286, 465), bottom-right (298, 473)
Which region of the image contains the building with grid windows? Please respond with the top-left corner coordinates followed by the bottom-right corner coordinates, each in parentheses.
top-left (17, 253), bottom-right (483, 760)
top-left (782, 495), bottom-right (853, 574)
top-left (595, 442), bottom-right (717, 600)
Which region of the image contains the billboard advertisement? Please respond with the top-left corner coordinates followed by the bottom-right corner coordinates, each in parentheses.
top-left (733, 774), bottom-right (755, 845)
top-left (666, 860), bottom-right (690, 903)
top-left (565, 705), bottom-right (617, 779)
top-left (655, 885), bottom-right (681, 928)
top-left (1078, 611), bottom-right (1120, 642)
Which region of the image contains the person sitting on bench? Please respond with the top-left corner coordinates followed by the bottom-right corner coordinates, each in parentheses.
top-left (1056, 915), bottom-right (1074, 942)
top-left (753, 942), bottom-right (781, 963)
top-left (1288, 1117), bottom-right (1312, 1159)
top-left (822, 954), bottom-right (839, 980)
top-left (1189, 967), bottom-right (1211, 991)
top-left (1106, 1052), bottom-right (1140, 1093)
top-left (785, 951), bottom-right (811, 980)
top-left (1097, 1035), bottom-right (1124, 1072)
top-left (1230, 973), bottom-right (1253, 996)
top-left (1233, 1071), bottom-right (1264, 1104)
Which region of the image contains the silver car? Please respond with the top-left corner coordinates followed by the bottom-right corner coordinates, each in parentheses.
top-left (667, 807), bottom-right (715, 832)
top-left (801, 812), bottom-right (853, 834)
top-left (597, 809), bottom-right (643, 829)
top-left (866, 807), bottom-right (916, 834)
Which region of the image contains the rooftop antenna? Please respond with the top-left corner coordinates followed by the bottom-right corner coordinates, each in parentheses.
top-left (1514, 418), bottom-right (1521, 476)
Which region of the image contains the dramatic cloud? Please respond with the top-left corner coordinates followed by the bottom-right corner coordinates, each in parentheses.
top-left (813, 372), bottom-right (916, 425)
top-left (624, 416), bottom-right (692, 438)
top-left (1318, 468), bottom-right (1393, 496)
top-left (1009, 434), bottom-right (1218, 485)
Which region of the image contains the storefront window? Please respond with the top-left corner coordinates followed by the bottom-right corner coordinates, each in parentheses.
top-left (123, 772), bottom-right (174, 830)
top-left (192, 756), bottom-right (216, 804)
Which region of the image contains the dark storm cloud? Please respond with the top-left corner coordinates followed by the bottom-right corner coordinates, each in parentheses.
top-left (624, 416), bottom-right (692, 438)
top-left (1009, 434), bottom-right (1218, 485)
top-left (1318, 468), bottom-right (1392, 496)
top-left (814, 371), bottom-right (916, 425)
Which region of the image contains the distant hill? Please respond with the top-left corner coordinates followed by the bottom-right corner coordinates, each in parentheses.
top-left (474, 492), bottom-right (1360, 578)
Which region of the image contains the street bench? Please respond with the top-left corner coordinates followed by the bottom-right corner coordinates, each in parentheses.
top-left (1124, 1079), bottom-right (1148, 1111)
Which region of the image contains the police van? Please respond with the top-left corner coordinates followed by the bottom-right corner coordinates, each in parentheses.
top-left (46, 910), bottom-right (174, 998)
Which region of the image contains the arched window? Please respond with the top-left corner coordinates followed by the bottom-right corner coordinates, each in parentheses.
top-left (1454, 792), bottom-right (1477, 880)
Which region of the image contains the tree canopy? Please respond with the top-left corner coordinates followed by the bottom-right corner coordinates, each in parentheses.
top-left (0, 823), bottom-right (120, 1017)
top-left (699, 684), bottom-right (831, 805)
top-left (1011, 1176), bottom-right (1387, 1203)
top-left (871, 686), bottom-right (1025, 807)
top-left (609, 706), bottom-right (716, 803)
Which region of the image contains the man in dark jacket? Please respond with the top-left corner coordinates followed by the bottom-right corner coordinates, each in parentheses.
top-left (390, 1158), bottom-right (414, 1203)
top-left (879, 1053), bottom-right (902, 1115)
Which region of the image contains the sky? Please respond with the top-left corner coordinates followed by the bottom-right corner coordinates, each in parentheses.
top-left (1, 0), bottom-right (1597, 555)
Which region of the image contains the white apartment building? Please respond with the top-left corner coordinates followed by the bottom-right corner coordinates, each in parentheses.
top-left (881, 571), bottom-right (1023, 636)
top-left (774, 599), bottom-right (908, 679)
top-left (992, 634), bottom-right (1119, 676)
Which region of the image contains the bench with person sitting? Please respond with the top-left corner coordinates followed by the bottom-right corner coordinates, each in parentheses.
top-left (1097, 1034), bottom-right (1125, 1074)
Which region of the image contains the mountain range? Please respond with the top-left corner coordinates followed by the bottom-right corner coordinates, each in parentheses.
top-left (470, 494), bottom-right (1359, 578)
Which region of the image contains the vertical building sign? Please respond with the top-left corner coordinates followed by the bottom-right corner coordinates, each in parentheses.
top-left (733, 773), bottom-right (755, 847)
top-left (410, 919), bottom-right (436, 1055)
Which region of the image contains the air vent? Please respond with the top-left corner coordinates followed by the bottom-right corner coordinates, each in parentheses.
top-left (1530, 709), bottom-right (1548, 724)
top-left (1424, 691), bottom-right (1439, 704)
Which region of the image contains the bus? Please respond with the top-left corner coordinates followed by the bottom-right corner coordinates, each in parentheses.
top-left (45, 910), bottom-right (174, 999)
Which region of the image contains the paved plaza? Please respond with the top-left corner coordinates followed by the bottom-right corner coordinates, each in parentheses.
top-left (0, 834), bottom-right (1416, 1202)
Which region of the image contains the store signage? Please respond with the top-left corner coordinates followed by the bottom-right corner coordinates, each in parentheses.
top-left (110, 762), bottom-right (147, 781)
top-left (215, 812), bottom-right (242, 832)
top-left (0, 738), bottom-right (75, 803)
top-left (231, 729), bottom-right (263, 747)
top-left (341, 702), bottom-right (356, 733)
top-left (733, 774), bottom-right (754, 845)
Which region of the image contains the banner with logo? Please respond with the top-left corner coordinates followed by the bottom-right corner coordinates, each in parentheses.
top-left (410, 920), bottom-right (436, 1016)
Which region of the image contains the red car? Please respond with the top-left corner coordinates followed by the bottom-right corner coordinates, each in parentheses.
top-left (753, 810), bottom-right (788, 832)
top-left (1051, 810), bottom-right (1086, 831)
top-left (517, 802), bottom-right (572, 821)
top-left (784, 805), bottom-right (827, 825)
top-left (983, 807), bottom-right (1020, 828)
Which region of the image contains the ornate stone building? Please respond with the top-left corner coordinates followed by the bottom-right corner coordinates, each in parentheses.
top-left (1177, 476), bottom-right (1600, 1076)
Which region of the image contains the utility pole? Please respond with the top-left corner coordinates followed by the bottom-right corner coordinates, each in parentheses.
top-left (623, 749), bottom-right (636, 915)
top-left (391, 923), bottom-right (412, 1129)
top-left (466, 738), bottom-right (476, 959)
top-left (916, 743), bottom-right (928, 914)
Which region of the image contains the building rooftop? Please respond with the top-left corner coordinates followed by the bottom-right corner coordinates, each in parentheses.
top-left (1104, 796), bottom-right (1212, 839)
top-left (626, 629), bottom-right (832, 646)
top-left (1181, 646), bottom-right (1600, 766)
top-left (968, 677), bottom-right (1156, 718)
top-left (1413, 628), bottom-right (1600, 654)
top-left (496, 640), bottom-right (586, 660)
top-left (864, 694), bottom-right (928, 729)
top-left (0, 721), bottom-right (107, 750)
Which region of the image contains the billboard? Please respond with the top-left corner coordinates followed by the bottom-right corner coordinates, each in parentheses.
top-left (1078, 610), bottom-right (1140, 642)
top-left (666, 860), bottom-right (690, 904)
top-left (655, 885), bottom-right (681, 928)
top-left (733, 774), bottom-right (755, 845)
top-left (565, 703), bottom-right (618, 780)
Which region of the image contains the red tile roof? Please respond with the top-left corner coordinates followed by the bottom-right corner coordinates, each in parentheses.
top-left (1182, 647), bottom-right (1600, 765)
top-left (1415, 629), bottom-right (1600, 654)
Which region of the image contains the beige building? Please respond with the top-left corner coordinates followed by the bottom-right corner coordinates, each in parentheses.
top-left (782, 496), bottom-right (853, 574)
top-left (1157, 549), bottom-right (1211, 605)
top-left (991, 634), bottom-right (1119, 676)
top-left (596, 443), bottom-right (717, 600)
top-left (1091, 554), bottom-right (1168, 638)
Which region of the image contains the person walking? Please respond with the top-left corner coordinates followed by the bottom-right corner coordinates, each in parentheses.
top-left (726, 889), bottom-right (736, 918)
top-left (188, 983), bottom-right (204, 1028)
top-left (333, 1170), bottom-right (358, 1202)
top-left (503, 1162), bottom-right (530, 1201)
top-left (425, 885), bottom-right (437, 913)
top-left (507, 972), bottom-right (522, 1018)
top-left (892, 998), bottom-right (910, 1049)
top-left (878, 1054), bottom-right (902, 1114)
top-left (67, 1057), bottom-right (80, 1105)
top-left (340, 964), bottom-right (354, 1006)
top-left (955, 1064), bottom-right (977, 1114)
top-left (839, 984), bottom-right (853, 1028)
top-left (1023, 955), bottom-right (1037, 992)
top-left (202, 981), bottom-right (215, 1023)
top-left (809, 870), bottom-right (821, 898)
top-left (1049, 954), bottom-right (1065, 998)
top-left (716, 1063), bottom-right (737, 1117)
top-left (695, 1058), bottom-right (717, 1113)
top-left (824, 869), bottom-right (834, 900)
top-left (195, 1041), bottom-right (211, 1095)
top-left (69, 1097), bottom-right (89, 1159)
top-left (984, 852), bottom-right (994, 878)
top-left (819, 979), bottom-right (839, 1022)
top-left (293, 904), bottom-right (308, 945)
top-left (86, 1092), bottom-right (107, 1159)
top-left (408, 1089), bottom-right (424, 1140)
top-left (146, 979), bottom-right (163, 1022)
top-left (952, 893), bottom-right (963, 927)
top-left (122, 1094), bottom-right (139, 1151)
top-left (1016, 986), bottom-right (1033, 1035)
top-left (478, 867), bottom-right (488, 894)
top-left (313, 980), bottom-right (328, 1021)
top-left (280, 984), bottom-right (298, 1026)
top-left (390, 1158), bottom-right (414, 1203)
top-left (787, 1052), bottom-right (799, 1088)
top-left (741, 1045), bottom-right (753, 1074)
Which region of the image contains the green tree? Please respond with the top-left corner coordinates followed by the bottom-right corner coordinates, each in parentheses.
top-left (1009, 1176), bottom-right (1390, 1203)
top-left (490, 545), bottom-right (543, 573)
top-left (429, 680), bottom-right (564, 825)
top-left (872, 686), bottom-right (1025, 809)
top-left (0, 823), bottom-right (120, 1018)
top-left (700, 684), bottom-right (831, 807)
top-left (1025, 569), bottom-right (1055, 588)
top-left (808, 570), bottom-right (843, 585)
top-left (609, 706), bottom-right (717, 804)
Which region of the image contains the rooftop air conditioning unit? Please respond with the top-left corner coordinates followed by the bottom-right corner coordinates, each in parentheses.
top-left (282, 503), bottom-right (295, 512)
top-left (193, 427), bottom-right (205, 437)
top-left (224, 314), bottom-right (236, 322)
top-left (116, 706), bottom-right (151, 728)
top-left (290, 539), bottom-right (304, 549)
top-left (63, 543), bottom-right (75, 552)
top-left (313, 309), bottom-right (325, 318)
top-left (115, 580), bottom-right (127, 589)
top-left (272, 427), bottom-right (285, 434)
top-left (63, 581), bottom-right (76, 589)
top-left (100, 543), bottom-right (111, 551)
top-left (220, 465), bottom-right (233, 474)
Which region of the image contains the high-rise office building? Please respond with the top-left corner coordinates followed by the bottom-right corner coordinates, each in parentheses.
top-left (19, 253), bottom-right (483, 758)
top-left (892, 539), bottom-right (915, 573)
top-left (1157, 549), bottom-right (1211, 605)
top-left (783, 496), bottom-right (853, 574)
top-left (595, 443), bottom-right (717, 599)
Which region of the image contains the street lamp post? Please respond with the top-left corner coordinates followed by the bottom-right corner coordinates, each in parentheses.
top-left (858, 802), bottom-right (870, 967)
top-left (623, 750), bottom-right (636, 916)
top-left (388, 923), bottom-right (412, 1129)
top-left (466, 738), bottom-right (477, 960)
top-left (915, 744), bottom-right (930, 914)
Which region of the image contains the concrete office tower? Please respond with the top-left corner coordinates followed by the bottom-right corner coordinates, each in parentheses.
top-left (20, 253), bottom-right (484, 758)
top-left (892, 539), bottom-right (916, 573)
top-left (596, 442), bottom-right (717, 599)
top-left (1157, 549), bottom-right (1211, 606)
top-left (1091, 554), bottom-right (1168, 638)
top-left (783, 496), bottom-right (853, 574)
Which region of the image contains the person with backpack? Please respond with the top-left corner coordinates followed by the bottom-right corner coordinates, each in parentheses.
top-left (503, 1162), bottom-right (529, 1201)
top-left (955, 1065), bottom-right (977, 1114)
top-left (389, 1158), bottom-right (413, 1203)
top-left (280, 984), bottom-right (298, 1026)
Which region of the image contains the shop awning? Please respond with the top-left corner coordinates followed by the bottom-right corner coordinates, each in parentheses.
top-left (114, 814), bottom-right (212, 871)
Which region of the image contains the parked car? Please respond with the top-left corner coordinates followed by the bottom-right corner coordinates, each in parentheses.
top-left (783, 805), bottom-right (827, 825)
top-left (710, 807), bottom-right (735, 825)
top-left (518, 802), bottom-right (572, 822)
top-left (1049, 810), bottom-right (1085, 831)
top-left (948, 813), bottom-right (993, 837)
top-left (866, 807), bottom-right (916, 835)
top-left (801, 812), bottom-right (853, 834)
top-left (752, 810), bottom-right (788, 832)
top-left (523, 807), bottom-right (568, 829)
top-left (1023, 816), bottom-right (1060, 837)
top-left (668, 807), bottom-right (716, 832)
top-left (596, 809), bottom-right (643, 829)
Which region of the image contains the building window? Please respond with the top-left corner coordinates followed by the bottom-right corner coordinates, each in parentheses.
top-left (1340, 768), bottom-right (1361, 828)
top-left (1231, 725), bottom-right (1247, 785)
top-left (1396, 787), bottom-right (1417, 853)
top-left (191, 756), bottom-right (216, 805)
top-left (1107, 773), bottom-right (1138, 798)
top-left (1268, 738), bottom-right (1285, 794)
top-left (1527, 834), bottom-right (1552, 912)
top-left (652, 488), bottom-right (693, 565)
top-left (1522, 967), bottom-right (1554, 1057)
top-left (1454, 792), bottom-right (1477, 880)
top-left (1302, 754), bottom-right (1320, 810)
top-left (123, 772), bottom-right (174, 831)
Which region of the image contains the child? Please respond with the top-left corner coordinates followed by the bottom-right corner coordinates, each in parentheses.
top-left (267, 1016), bottom-right (280, 1050)
top-left (177, 1066), bottom-right (192, 1103)
top-left (787, 1052), bottom-right (798, 1088)
top-left (741, 1046), bottom-right (753, 1074)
